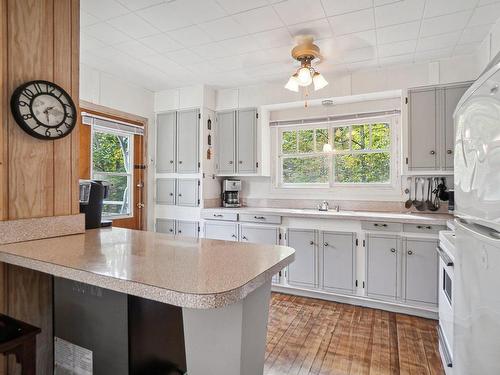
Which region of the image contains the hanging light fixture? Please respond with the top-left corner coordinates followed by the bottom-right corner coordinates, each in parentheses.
top-left (285, 37), bottom-right (328, 93)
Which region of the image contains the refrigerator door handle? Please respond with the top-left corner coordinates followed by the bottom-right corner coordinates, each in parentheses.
top-left (456, 218), bottom-right (500, 242)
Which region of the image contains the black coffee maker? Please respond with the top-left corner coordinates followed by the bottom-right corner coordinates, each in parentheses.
top-left (79, 180), bottom-right (110, 229)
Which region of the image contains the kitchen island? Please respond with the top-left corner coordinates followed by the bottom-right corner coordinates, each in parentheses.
top-left (0, 227), bottom-right (295, 375)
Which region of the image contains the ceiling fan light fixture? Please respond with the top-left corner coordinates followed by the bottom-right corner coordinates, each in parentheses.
top-left (313, 72), bottom-right (328, 91)
top-left (297, 66), bottom-right (312, 86)
top-left (285, 74), bottom-right (299, 92)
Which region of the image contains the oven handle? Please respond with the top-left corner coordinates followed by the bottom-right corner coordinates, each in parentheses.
top-left (436, 245), bottom-right (454, 267)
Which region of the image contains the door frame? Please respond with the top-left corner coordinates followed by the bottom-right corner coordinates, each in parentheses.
top-left (79, 100), bottom-right (148, 230)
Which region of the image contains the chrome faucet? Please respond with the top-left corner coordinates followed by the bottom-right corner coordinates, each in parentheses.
top-left (318, 201), bottom-right (329, 211)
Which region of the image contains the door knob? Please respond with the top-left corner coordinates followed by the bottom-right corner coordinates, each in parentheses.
top-left (137, 182), bottom-right (144, 188)
top-left (137, 203), bottom-right (145, 209)
top-left (407, 250), bottom-right (413, 255)
top-left (309, 241), bottom-right (314, 245)
top-left (430, 150), bottom-right (436, 155)
top-left (390, 248), bottom-right (396, 253)
top-left (447, 150), bottom-right (452, 155)
top-left (324, 242), bottom-right (329, 247)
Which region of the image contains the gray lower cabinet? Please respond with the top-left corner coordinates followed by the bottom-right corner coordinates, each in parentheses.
top-left (176, 179), bottom-right (199, 207)
top-left (404, 238), bottom-right (438, 305)
top-left (216, 111), bottom-right (236, 174)
top-left (156, 112), bottom-right (176, 173)
top-left (156, 178), bottom-right (176, 205)
top-left (176, 220), bottom-right (199, 238)
top-left (322, 231), bottom-right (356, 293)
top-left (286, 229), bottom-right (317, 288)
top-left (366, 234), bottom-right (399, 300)
top-left (176, 109), bottom-right (199, 173)
top-left (204, 221), bottom-right (238, 241)
top-left (156, 218), bottom-right (176, 234)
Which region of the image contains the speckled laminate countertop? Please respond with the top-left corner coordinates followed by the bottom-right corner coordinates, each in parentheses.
top-left (202, 207), bottom-right (453, 225)
top-left (0, 227), bottom-right (295, 309)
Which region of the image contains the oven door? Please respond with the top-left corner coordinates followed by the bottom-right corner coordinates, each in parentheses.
top-left (438, 252), bottom-right (454, 364)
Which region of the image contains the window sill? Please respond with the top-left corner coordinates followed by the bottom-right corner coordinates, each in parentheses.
top-left (104, 214), bottom-right (133, 221)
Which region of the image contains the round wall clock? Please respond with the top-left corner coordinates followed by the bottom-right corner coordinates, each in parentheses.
top-left (10, 80), bottom-right (77, 140)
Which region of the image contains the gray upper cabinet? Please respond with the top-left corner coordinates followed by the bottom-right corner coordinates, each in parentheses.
top-left (156, 178), bottom-right (176, 205)
top-left (176, 220), bottom-right (199, 238)
top-left (156, 112), bottom-right (176, 173)
top-left (176, 179), bottom-right (199, 207)
top-left (216, 111), bottom-right (236, 174)
top-left (404, 238), bottom-right (438, 305)
top-left (443, 84), bottom-right (469, 169)
top-left (408, 88), bottom-right (438, 170)
top-left (322, 232), bottom-right (356, 293)
top-left (287, 229), bottom-right (317, 288)
top-left (156, 218), bottom-right (175, 234)
top-left (204, 221), bottom-right (238, 241)
top-left (366, 234), bottom-right (399, 300)
top-left (240, 225), bottom-right (279, 245)
top-left (407, 82), bottom-right (471, 171)
top-left (236, 109), bottom-right (257, 174)
top-left (176, 109), bottom-right (199, 173)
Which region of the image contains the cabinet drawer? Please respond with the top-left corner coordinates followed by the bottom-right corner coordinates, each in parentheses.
top-left (202, 211), bottom-right (238, 221)
top-left (362, 221), bottom-right (403, 232)
top-left (403, 224), bottom-right (446, 234)
top-left (239, 213), bottom-right (281, 224)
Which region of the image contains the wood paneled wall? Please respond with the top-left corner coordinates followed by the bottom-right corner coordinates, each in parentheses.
top-left (0, 0), bottom-right (80, 374)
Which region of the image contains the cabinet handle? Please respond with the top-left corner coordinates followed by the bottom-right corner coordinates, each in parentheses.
top-left (232, 234), bottom-right (237, 238)
top-left (430, 150), bottom-right (436, 155)
top-left (178, 193), bottom-right (182, 197)
top-left (447, 150), bottom-right (453, 155)
top-left (417, 225), bottom-right (432, 229)
top-left (408, 250), bottom-right (413, 255)
top-left (324, 242), bottom-right (329, 247)
top-left (213, 214), bottom-right (223, 217)
top-left (178, 160), bottom-right (183, 164)
top-left (169, 160), bottom-right (174, 164)
top-left (228, 161), bottom-right (233, 165)
top-left (178, 230), bottom-right (182, 234)
top-left (309, 241), bottom-right (314, 245)
top-left (374, 223), bottom-right (388, 227)
top-left (239, 161), bottom-right (243, 164)
top-left (242, 236), bottom-right (248, 240)
top-left (390, 248), bottom-right (396, 253)
top-left (254, 216), bottom-right (265, 220)
top-left (169, 193), bottom-right (174, 196)
top-left (169, 229), bottom-right (173, 233)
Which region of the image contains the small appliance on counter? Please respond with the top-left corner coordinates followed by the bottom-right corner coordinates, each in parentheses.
top-left (79, 180), bottom-right (110, 229)
top-left (222, 179), bottom-right (241, 207)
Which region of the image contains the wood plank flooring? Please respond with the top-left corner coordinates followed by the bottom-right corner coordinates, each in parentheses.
top-left (265, 293), bottom-right (444, 375)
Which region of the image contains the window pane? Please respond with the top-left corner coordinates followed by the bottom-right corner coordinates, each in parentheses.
top-left (335, 152), bottom-right (390, 183)
top-left (316, 128), bottom-right (329, 152)
top-left (282, 130), bottom-right (297, 154)
top-left (92, 131), bottom-right (130, 173)
top-left (333, 127), bottom-right (349, 151)
top-left (298, 129), bottom-right (314, 153)
top-left (283, 156), bottom-right (328, 184)
top-left (371, 123), bottom-right (390, 149)
top-left (351, 125), bottom-right (370, 150)
top-left (93, 173), bottom-right (131, 216)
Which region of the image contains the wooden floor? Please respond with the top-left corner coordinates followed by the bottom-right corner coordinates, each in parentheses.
top-left (265, 293), bottom-right (444, 375)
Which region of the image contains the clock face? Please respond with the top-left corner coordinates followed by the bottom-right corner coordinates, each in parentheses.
top-left (10, 80), bottom-right (77, 140)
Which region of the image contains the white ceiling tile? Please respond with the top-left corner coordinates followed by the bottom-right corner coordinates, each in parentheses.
top-left (341, 46), bottom-right (377, 62)
top-left (335, 30), bottom-right (376, 51)
top-left (81, 33), bottom-right (108, 51)
top-left (376, 21), bottom-right (420, 44)
top-left (321, 0), bottom-right (373, 16)
top-left (417, 32), bottom-right (461, 51)
top-left (114, 40), bottom-right (158, 57)
top-left (253, 28), bottom-right (293, 48)
top-left (375, 0), bottom-right (425, 27)
top-left (81, 11), bottom-right (100, 27)
top-left (420, 10), bottom-right (472, 37)
top-left (454, 42), bottom-right (481, 55)
top-left (217, 0), bottom-right (269, 14)
top-left (84, 22), bottom-right (132, 44)
top-left (198, 17), bottom-right (248, 41)
top-left (217, 35), bottom-right (263, 55)
top-left (116, 0), bottom-right (165, 11)
top-left (288, 19), bottom-right (333, 40)
top-left (107, 13), bottom-right (159, 39)
top-left (460, 24), bottom-right (493, 43)
top-left (347, 58), bottom-right (379, 71)
top-left (138, 3), bottom-right (193, 32)
top-left (316, 38), bottom-right (343, 62)
top-left (329, 9), bottom-right (375, 36)
top-left (468, 2), bottom-right (500, 26)
top-left (139, 33), bottom-right (184, 53)
top-left (166, 49), bottom-right (204, 64)
top-left (273, 0), bottom-right (326, 25)
top-left (233, 6), bottom-right (284, 33)
top-left (194, 42), bottom-right (230, 59)
top-left (378, 53), bottom-right (415, 66)
top-left (378, 39), bottom-right (416, 57)
top-left (478, 0), bottom-right (500, 4)
top-left (414, 47), bottom-right (454, 61)
top-left (81, 0), bottom-right (130, 20)
top-left (424, 0), bottom-right (478, 18)
top-left (143, 54), bottom-right (185, 73)
top-left (173, 0), bottom-right (228, 24)
top-left (374, 0), bottom-right (402, 5)
top-left (167, 26), bottom-right (213, 47)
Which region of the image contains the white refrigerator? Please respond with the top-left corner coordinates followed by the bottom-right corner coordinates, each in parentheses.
top-left (453, 62), bottom-right (500, 375)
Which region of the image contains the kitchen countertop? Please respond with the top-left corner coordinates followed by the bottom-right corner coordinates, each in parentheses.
top-left (0, 227), bottom-right (295, 309)
top-left (202, 207), bottom-right (453, 225)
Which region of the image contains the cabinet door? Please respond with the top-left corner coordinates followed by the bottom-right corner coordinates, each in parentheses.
top-left (240, 225), bottom-right (278, 245)
top-left (156, 112), bottom-right (176, 173)
top-left (176, 179), bottom-right (199, 207)
top-left (408, 88), bottom-right (437, 169)
top-left (405, 238), bottom-right (438, 305)
top-left (236, 108), bottom-right (257, 174)
top-left (366, 235), bottom-right (398, 299)
top-left (322, 232), bottom-right (355, 293)
top-left (176, 109), bottom-right (199, 173)
top-left (176, 220), bottom-right (199, 238)
top-left (287, 229), bottom-right (316, 288)
top-left (216, 111), bottom-right (236, 174)
top-left (444, 84), bottom-right (469, 169)
top-left (204, 221), bottom-right (238, 241)
top-left (156, 219), bottom-right (175, 234)
top-left (156, 178), bottom-right (176, 205)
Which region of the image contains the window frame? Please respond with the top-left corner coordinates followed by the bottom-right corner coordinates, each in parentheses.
top-left (90, 124), bottom-right (134, 219)
top-left (276, 115), bottom-right (398, 189)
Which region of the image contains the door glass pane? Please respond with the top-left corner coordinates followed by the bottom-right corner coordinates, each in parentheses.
top-left (298, 129), bottom-right (314, 153)
top-left (93, 173), bottom-right (131, 216)
top-left (92, 131), bottom-right (131, 173)
top-left (351, 125), bottom-right (370, 150)
top-left (283, 156), bottom-right (328, 184)
top-left (333, 127), bottom-right (349, 151)
top-left (335, 152), bottom-right (390, 183)
top-left (282, 130), bottom-right (297, 154)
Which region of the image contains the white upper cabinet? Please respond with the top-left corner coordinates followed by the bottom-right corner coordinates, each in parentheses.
top-left (176, 109), bottom-right (200, 174)
top-left (156, 112), bottom-right (176, 173)
top-left (407, 82), bottom-right (471, 171)
top-left (236, 108), bottom-right (257, 174)
top-left (216, 111), bottom-right (236, 175)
